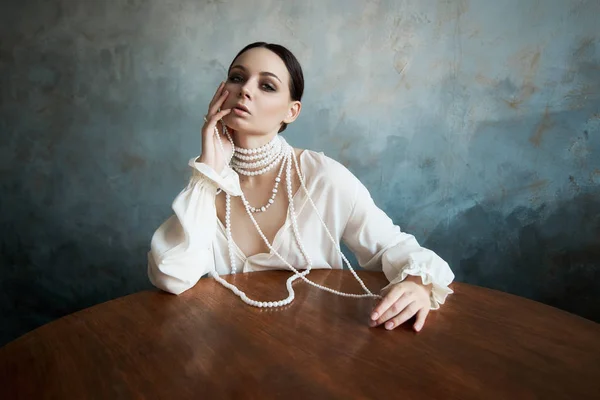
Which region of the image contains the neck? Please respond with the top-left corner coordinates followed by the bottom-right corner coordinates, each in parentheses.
top-left (232, 129), bottom-right (279, 150)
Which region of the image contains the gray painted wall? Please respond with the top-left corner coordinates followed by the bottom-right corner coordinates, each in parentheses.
top-left (1, 0), bottom-right (599, 346)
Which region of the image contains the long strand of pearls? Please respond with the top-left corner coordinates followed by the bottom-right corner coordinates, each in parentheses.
top-left (231, 144), bottom-right (379, 305)
top-left (290, 148), bottom-right (374, 296)
top-left (243, 159), bottom-right (285, 213)
top-left (212, 124), bottom-right (237, 273)
top-left (209, 122), bottom-right (381, 307)
top-left (224, 193), bottom-right (237, 274)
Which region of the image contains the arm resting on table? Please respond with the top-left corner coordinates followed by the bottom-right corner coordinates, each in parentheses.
top-left (148, 159), bottom-right (241, 295)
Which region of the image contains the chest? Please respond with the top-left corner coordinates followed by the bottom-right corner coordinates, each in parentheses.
top-left (216, 172), bottom-right (301, 258)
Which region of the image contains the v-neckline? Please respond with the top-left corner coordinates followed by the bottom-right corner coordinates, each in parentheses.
top-left (216, 150), bottom-right (309, 261)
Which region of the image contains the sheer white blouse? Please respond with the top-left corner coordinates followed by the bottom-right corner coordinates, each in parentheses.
top-left (148, 149), bottom-right (455, 309)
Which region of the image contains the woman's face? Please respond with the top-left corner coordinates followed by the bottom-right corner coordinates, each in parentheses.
top-left (221, 47), bottom-right (300, 135)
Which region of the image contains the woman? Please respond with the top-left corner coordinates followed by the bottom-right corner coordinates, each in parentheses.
top-left (148, 42), bottom-right (455, 332)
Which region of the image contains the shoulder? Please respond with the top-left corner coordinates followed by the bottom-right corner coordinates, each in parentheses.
top-left (297, 149), bottom-right (354, 177)
top-left (299, 149), bottom-right (359, 184)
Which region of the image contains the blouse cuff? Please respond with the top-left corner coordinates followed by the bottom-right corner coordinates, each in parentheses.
top-left (188, 158), bottom-right (242, 197)
top-left (383, 252), bottom-right (454, 310)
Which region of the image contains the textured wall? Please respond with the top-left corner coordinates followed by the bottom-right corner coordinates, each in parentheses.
top-left (1, 0), bottom-right (599, 346)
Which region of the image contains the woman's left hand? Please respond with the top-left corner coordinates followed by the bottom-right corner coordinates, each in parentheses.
top-left (369, 275), bottom-right (432, 332)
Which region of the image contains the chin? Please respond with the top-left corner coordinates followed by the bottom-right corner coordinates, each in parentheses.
top-left (222, 115), bottom-right (253, 133)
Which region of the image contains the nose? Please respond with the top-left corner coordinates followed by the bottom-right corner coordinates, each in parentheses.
top-left (238, 82), bottom-right (252, 100)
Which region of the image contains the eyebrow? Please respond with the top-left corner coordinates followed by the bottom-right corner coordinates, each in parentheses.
top-left (230, 65), bottom-right (282, 83)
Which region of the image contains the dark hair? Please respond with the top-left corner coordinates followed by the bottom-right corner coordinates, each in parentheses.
top-left (228, 42), bottom-right (304, 133)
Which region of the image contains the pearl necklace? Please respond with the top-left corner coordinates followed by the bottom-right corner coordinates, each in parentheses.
top-left (243, 161), bottom-right (284, 213)
top-left (231, 135), bottom-right (285, 213)
top-left (231, 136), bottom-right (283, 176)
top-left (210, 122), bottom-right (381, 307)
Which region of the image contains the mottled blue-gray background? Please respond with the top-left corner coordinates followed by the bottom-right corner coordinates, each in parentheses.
top-left (1, 0), bottom-right (599, 346)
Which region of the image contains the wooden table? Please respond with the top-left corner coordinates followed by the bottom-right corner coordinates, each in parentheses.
top-left (1, 270), bottom-right (599, 399)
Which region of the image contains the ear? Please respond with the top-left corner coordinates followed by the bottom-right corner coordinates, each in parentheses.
top-left (283, 101), bottom-right (302, 124)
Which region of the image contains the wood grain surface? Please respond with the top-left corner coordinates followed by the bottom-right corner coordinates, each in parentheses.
top-left (1, 270), bottom-right (599, 399)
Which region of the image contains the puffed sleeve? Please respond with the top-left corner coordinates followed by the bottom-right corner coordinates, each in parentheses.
top-left (147, 158), bottom-right (242, 295)
top-left (337, 162), bottom-right (455, 309)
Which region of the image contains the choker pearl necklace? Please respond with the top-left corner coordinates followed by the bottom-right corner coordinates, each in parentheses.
top-left (231, 136), bottom-right (283, 176)
top-left (234, 134), bottom-right (279, 155)
top-left (210, 122), bottom-right (381, 307)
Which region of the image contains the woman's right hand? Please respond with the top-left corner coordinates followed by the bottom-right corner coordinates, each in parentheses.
top-left (198, 81), bottom-right (233, 174)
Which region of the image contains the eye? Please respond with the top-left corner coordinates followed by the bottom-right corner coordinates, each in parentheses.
top-left (228, 74), bottom-right (243, 83)
top-left (262, 82), bottom-right (276, 92)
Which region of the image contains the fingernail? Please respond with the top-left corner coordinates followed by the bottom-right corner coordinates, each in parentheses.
top-left (385, 322), bottom-right (394, 330)
top-left (371, 312), bottom-right (378, 320)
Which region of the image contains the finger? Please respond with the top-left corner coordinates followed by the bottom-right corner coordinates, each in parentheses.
top-left (376, 292), bottom-right (413, 326)
top-left (208, 81), bottom-right (225, 109)
top-left (207, 89), bottom-right (229, 119)
top-left (370, 286), bottom-right (403, 321)
top-left (413, 308), bottom-right (429, 332)
top-left (207, 82), bottom-right (224, 113)
top-left (215, 89), bottom-right (230, 111)
top-left (207, 108), bottom-right (232, 128)
top-left (386, 301), bottom-right (419, 330)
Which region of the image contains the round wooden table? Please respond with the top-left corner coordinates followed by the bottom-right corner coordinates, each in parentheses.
top-left (1, 270), bottom-right (599, 399)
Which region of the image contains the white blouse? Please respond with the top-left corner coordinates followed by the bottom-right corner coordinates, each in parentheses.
top-left (148, 149), bottom-right (455, 309)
